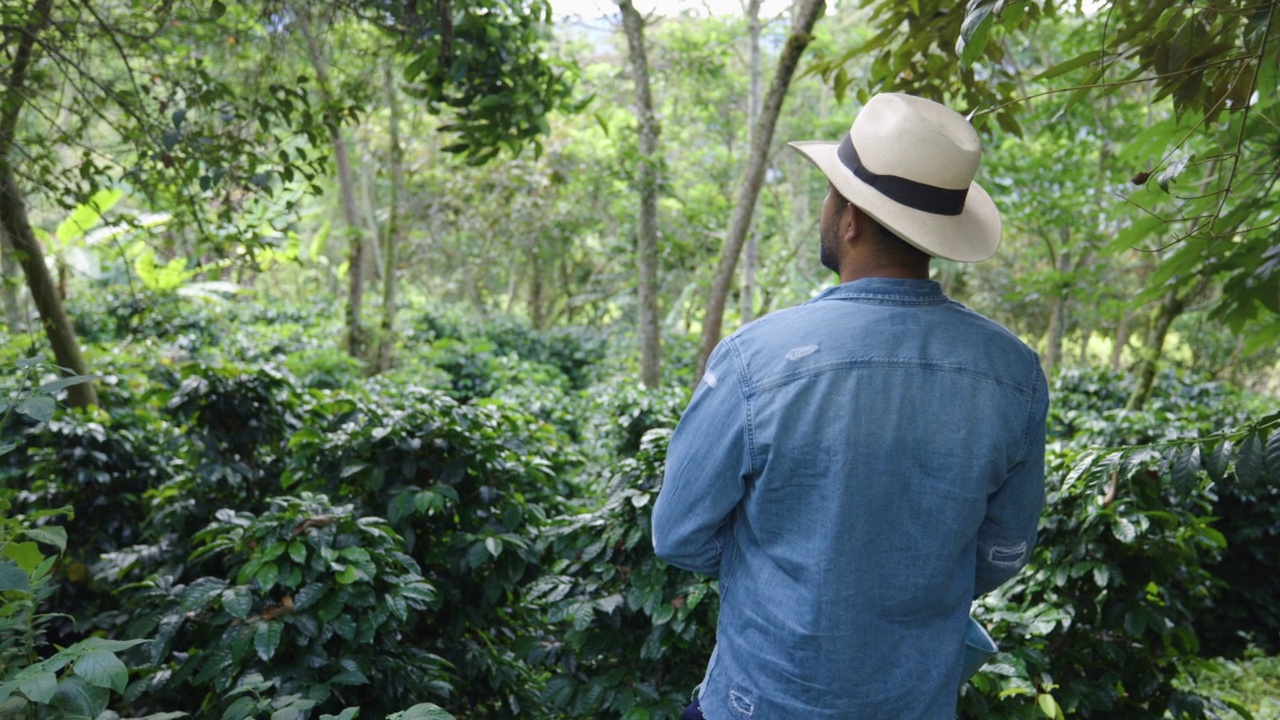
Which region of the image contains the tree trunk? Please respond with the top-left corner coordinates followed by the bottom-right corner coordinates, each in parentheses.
top-left (298, 7), bottom-right (366, 360)
top-left (1, 0), bottom-right (97, 408)
top-left (739, 0), bottom-right (763, 324)
top-left (1, 225), bottom-right (25, 331)
top-left (1111, 311), bottom-right (1130, 370)
top-left (376, 60), bottom-right (403, 373)
top-left (528, 244), bottom-right (545, 329)
top-left (1, 170), bottom-right (98, 408)
top-left (1125, 287), bottom-right (1188, 411)
top-left (619, 0), bottom-right (662, 388)
top-left (1043, 236), bottom-right (1070, 375)
top-left (694, 0), bottom-right (825, 385)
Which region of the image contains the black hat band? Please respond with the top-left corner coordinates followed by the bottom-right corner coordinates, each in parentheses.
top-left (838, 135), bottom-right (968, 216)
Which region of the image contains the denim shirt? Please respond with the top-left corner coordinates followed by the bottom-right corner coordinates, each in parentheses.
top-left (653, 278), bottom-right (1048, 720)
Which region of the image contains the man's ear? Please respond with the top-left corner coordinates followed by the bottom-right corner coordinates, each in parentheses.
top-left (843, 203), bottom-right (863, 244)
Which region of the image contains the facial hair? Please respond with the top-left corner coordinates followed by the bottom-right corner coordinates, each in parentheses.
top-left (819, 213), bottom-right (840, 274)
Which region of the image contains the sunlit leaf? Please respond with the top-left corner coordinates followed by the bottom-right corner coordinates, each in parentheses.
top-left (55, 189), bottom-right (123, 244)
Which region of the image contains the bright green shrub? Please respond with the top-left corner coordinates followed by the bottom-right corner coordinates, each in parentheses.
top-left (578, 382), bottom-right (687, 460)
top-left (417, 337), bottom-right (573, 404)
top-left (66, 286), bottom-right (224, 346)
top-left (405, 305), bottom-right (607, 390)
top-left (122, 493), bottom-right (449, 718)
top-left (282, 384), bottom-right (578, 718)
top-left (282, 347), bottom-right (366, 390)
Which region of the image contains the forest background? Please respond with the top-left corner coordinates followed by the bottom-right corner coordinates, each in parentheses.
top-left (3, 0), bottom-right (1280, 719)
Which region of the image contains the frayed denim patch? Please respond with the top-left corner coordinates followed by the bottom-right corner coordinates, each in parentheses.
top-left (728, 685), bottom-right (755, 717)
top-left (987, 540), bottom-right (1027, 567)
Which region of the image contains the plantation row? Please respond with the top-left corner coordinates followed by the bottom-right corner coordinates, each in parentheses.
top-left (2, 290), bottom-right (1280, 719)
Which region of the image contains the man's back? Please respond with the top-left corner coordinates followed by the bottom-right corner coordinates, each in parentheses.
top-left (654, 277), bottom-right (1048, 719)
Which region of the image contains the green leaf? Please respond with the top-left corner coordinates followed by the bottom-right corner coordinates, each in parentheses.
top-left (22, 526), bottom-right (67, 553)
top-left (36, 375), bottom-right (97, 396)
top-left (74, 638), bottom-right (149, 654)
top-left (1207, 440), bottom-right (1232, 483)
top-left (254, 620), bottom-right (283, 661)
top-left (387, 704), bottom-right (455, 720)
top-left (1236, 433), bottom-right (1264, 486)
top-left (1037, 692), bottom-right (1060, 719)
top-left (210, 0), bottom-right (227, 20)
top-left (17, 671), bottom-right (57, 703)
top-left (331, 614), bottom-right (356, 641)
top-left (385, 592), bottom-right (408, 621)
top-left (466, 541), bottom-right (490, 569)
top-left (1112, 516), bottom-right (1138, 544)
top-left (272, 700), bottom-right (315, 720)
top-left (255, 561), bottom-right (279, 591)
top-left (1264, 430), bottom-right (1280, 482)
top-left (15, 396), bottom-right (55, 423)
top-left (1171, 444), bottom-right (1200, 496)
top-left (222, 586), bottom-right (253, 619)
top-left (293, 582), bottom-right (327, 611)
top-left (956, 0), bottom-right (998, 65)
top-left (0, 559), bottom-right (31, 592)
top-left (1092, 564), bottom-right (1111, 588)
top-left (3, 542), bottom-right (43, 574)
top-left (48, 676), bottom-right (109, 718)
top-left (1033, 49), bottom-right (1108, 81)
top-left (73, 650), bottom-right (129, 692)
top-left (330, 666), bottom-right (370, 686)
top-left (55, 188), bottom-right (122, 243)
top-left (223, 695), bottom-right (259, 720)
top-left (320, 710), bottom-right (360, 720)
top-left (178, 577), bottom-right (228, 614)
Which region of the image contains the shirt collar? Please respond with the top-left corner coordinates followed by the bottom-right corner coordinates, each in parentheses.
top-left (806, 277), bottom-right (947, 305)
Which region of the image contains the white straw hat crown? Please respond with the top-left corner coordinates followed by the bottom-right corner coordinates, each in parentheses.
top-left (788, 93), bottom-right (1001, 262)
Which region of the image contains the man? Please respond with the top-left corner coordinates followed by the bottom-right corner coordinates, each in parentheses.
top-left (652, 93), bottom-right (1049, 720)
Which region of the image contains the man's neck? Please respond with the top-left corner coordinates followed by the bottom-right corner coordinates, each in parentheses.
top-left (839, 261), bottom-right (930, 284)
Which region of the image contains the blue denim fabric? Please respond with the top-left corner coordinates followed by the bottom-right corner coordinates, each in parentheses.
top-left (653, 278), bottom-right (1048, 720)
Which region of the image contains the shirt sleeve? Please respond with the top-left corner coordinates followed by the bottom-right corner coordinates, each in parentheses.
top-left (974, 364), bottom-right (1049, 596)
top-left (651, 340), bottom-right (751, 578)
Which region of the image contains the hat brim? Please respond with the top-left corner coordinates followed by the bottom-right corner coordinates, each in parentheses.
top-left (788, 140), bottom-right (1001, 262)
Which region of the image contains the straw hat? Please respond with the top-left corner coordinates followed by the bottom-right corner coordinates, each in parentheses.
top-left (788, 93), bottom-right (1001, 262)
